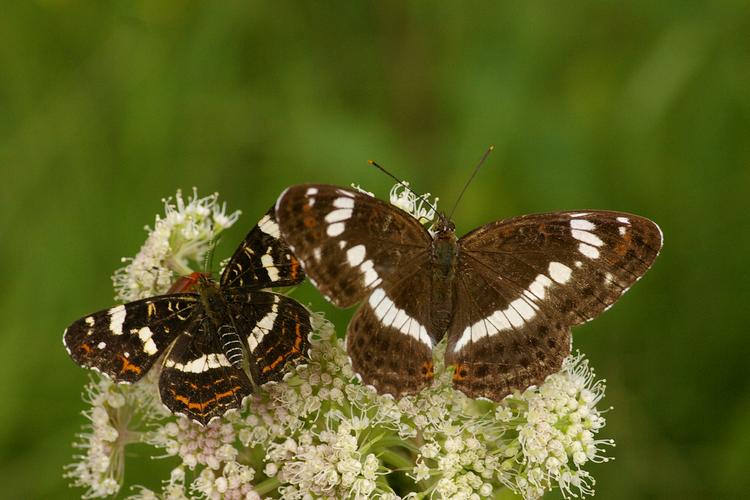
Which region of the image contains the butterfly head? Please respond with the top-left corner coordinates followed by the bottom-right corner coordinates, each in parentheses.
top-left (432, 213), bottom-right (456, 239)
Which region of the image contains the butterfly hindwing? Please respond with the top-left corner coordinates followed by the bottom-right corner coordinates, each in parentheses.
top-left (160, 323), bottom-right (254, 425)
top-left (275, 184), bottom-right (432, 307)
top-left (347, 267), bottom-right (435, 397)
top-left (445, 210), bottom-right (662, 399)
top-left (221, 207), bottom-right (305, 288)
top-left (225, 290), bottom-right (313, 385)
top-left (444, 256), bottom-right (572, 400)
top-left (63, 295), bottom-right (198, 383)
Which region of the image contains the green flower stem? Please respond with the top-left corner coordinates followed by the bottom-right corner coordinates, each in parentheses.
top-left (252, 476), bottom-right (281, 495)
top-left (377, 447), bottom-right (415, 471)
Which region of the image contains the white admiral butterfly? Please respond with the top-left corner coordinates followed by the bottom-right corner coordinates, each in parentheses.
top-left (275, 184), bottom-right (662, 400)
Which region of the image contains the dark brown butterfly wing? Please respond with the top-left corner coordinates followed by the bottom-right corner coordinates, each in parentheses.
top-left (276, 184), bottom-right (436, 393)
top-left (445, 211), bottom-right (662, 400)
top-left (275, 184), bottom-right (431, 307)
top-left (63, 295), bottom-right (198, 383)
top-left (221, 207), bottom-right (305, 288)
top-left (160, 321), bottom-right (253, 425)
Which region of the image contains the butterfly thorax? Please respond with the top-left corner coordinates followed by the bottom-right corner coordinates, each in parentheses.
top-left (195, 277), bottom-right (229, 329)
top-left (430, 216), bottom-right (458, 339)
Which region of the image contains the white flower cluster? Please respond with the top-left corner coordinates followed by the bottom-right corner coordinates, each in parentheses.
top-left (64, 372), bottom-right (164, 498)
top-left (65, 188), bottom-right (614, 499)
top-left (388, 182), bottom-right (438, 225)
top-left (112, 188), bottom-right (240, 302)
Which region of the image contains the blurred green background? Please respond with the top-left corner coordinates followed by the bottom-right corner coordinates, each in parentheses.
top-left (1, 1), bottom-right (748, 498)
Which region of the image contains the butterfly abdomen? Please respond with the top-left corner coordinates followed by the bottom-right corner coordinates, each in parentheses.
top-left (197, 281), bottom-right (245, 368)
top-left (430, 229), bottom-right (458, 340)
top-left (218, 324), bottom-right (244, 368)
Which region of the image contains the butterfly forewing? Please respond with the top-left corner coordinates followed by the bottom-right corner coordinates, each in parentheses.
top-left (221, 208), bottom-right (305, 288)
top-left (160, 323), bottom-right (254, 425)
top-left (445, 210), bottom-right (662, 399)
top-left (63, 295), bottom-right (198, 383)
top-left (459, 211), bottom-right (662, 325)
top-left (275, 184), bottom-right (432, 307)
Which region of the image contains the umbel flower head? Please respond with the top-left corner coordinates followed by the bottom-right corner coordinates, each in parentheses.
top-left (65, 187), bottom-right (614, 499)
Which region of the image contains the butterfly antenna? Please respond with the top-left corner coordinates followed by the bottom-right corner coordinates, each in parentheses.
top-left (447, 145), bottom-right (494, 220)
top-left (368, 159), bottom-right (440, 216)
top-left (204, 235), bottom-right (221, 274)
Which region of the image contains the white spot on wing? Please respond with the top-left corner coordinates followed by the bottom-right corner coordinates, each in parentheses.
top-left (347, 244), bottom-right (366, 267)
top-left (167, 353), bottom-right (233, 373)
top-left (138, 326), bottom-right (158, 355)
top-left (85, 317), bottom-right (95, 326)
top-left (305, 187), bottom-right (318, 196)
top-left (368, 288), bottom-right (431, 348)
top-left (510, 297), bottom-right (536, 321)
top-left (548, 262), bottom-right (572, 284)
top-left (325, 208), bottom-right (352, 223)
top-left (248, 305), bottom-right (279, 352)
top-left (454, 294), bottom-right (539, 354)
top-left (261, 252), bottom-right (281, 281)
top-left (572, 229), bottom-right (604, 247)
top-left (333, 196), bottom-right (355, 209)
top-left (109, 305), bottom-right (126, 335)
top-left (528, 274), bottom-right (553, 300)
top-left (247, 334), bottom-right (258, 352)
top-left (570, 219), bottom-right (596, 231)
top-left (617, 216), bottom-right (631, 225)
top-left (258, 214), bottom-right (281, 238)
top-left (360, 259), bottom-right (381, 287)
top-left (619, 226), bottom-right (627, 236)
top-left (327, 222), bottom-right (345, 237)
top-left (578, 242), bottom-right (600, 259)
top-left (97, 341), bottom-right (106, 349)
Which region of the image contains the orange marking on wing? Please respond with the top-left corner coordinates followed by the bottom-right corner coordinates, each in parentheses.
top-left (290, 257), bottom-right (300, 281)
top-left (260, 322), bottom-right (306, 374)
top-left (303, 216), bottom-right (316, 228)
top-left (421, 361), bottom-right (434, 380)
top-left (262, 355), bottom-right (286, 373)
top-left (292, 322), bottom-right (302, 352)
top-left (452, 363), bottom-right (468, 382)
top-left (214, 388), bottom-right (241, 401)
top-left (172, 386), bottom-right (243, 412)
top-left (614, 229), bottom-right (633, 257)
top-left (78, 343), bottom-right (93, 355)
top-left (118, 354), bottom-right (142, 375)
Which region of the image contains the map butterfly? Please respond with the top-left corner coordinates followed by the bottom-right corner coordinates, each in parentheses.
top-left (64, 207), bottom-right (312, 425)
top-left (275, 184), bottom-right (662, 400)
